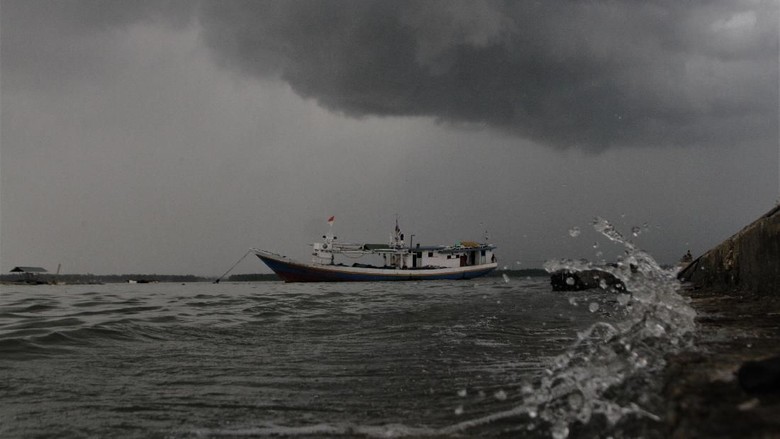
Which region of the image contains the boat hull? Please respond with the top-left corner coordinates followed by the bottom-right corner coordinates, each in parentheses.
top-left (254, 250), bottom-right (497, 282)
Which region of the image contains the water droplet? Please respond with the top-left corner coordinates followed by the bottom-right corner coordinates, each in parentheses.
top-left (631, 226), bottom-right (641, 236)
top-left (494, 390), bottom-right (507, 401)
top-left (567, 392), bottom-right (584, 410)
top-left (517, 218), bottom-right (696, 435)
top-left (502, 273), bottom-right (510, 283)
top-left (599, 279), bottom-right (608, 289)
top-left (457, 389), bottom-right (467, 397)
top-left (738, 398), bottom-right (760, 411)
top-left (551, 422), bottom-right (570, 439)
top-left (454, 405), bottom-right (464, 415)
top-left (592, 241), bottom-right (599, 249)
top-left (644, 321), bottom-right (666, 336)
top-left (568, 226), bottom-right (581, 238)
top-left (568, 297), bottom-right (578, 307)
top-left (566, 277), bottom-right (575, 285)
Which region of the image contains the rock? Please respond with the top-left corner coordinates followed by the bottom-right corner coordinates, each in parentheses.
top-left (550, 269), bottom-right (625, 291)
top-left (738, 355), bottom-right (780, 394)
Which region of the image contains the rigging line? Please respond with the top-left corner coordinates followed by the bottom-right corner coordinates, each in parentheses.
top-left (214, 249), bottom-right (253, 284)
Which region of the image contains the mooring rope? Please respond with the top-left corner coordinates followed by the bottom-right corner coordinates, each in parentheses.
top-left (213, 249), bottom-right (253, 284)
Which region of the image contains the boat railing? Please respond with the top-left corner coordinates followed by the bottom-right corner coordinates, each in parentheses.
top-left (251, 248), bottom-right (287, 259)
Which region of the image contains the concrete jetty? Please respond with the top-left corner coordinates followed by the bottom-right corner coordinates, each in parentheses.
top-left (678, 205), bottom-right (780, 295)
top-left (662, 205), bottom-right (780, 437)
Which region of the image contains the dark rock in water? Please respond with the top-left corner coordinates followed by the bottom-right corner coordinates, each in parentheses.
top-left (738, 356), bottom-right (780, 394)
top-left (678, 205), bottom-right (780, 296)
top-left (550, 269), bottom-right (625, 291)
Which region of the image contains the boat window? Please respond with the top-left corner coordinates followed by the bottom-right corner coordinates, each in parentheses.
top-left (428, 252), bottom-right (433, 257)
top-left (481, 250), bottom-right (486, 256)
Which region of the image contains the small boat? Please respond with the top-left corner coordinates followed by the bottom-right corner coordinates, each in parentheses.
top-left (253, 218), bottom-right (498, 282)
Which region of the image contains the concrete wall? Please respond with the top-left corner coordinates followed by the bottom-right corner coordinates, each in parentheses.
top-left (679, 205), bottom-right (780, 296)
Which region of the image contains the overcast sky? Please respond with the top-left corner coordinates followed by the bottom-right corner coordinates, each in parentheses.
top-left (1, 0), bottom-right (778, 276)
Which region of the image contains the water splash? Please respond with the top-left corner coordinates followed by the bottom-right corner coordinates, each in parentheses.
top-left (540, 218), bottom-right (695, 432)
top-left (444, 217), bottom-right (696, 437)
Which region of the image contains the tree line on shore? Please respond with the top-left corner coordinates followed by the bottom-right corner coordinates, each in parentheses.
top-left (0, 273), bottom-right (210, 284)
top-left (1, 268), bottom-right (547, 284)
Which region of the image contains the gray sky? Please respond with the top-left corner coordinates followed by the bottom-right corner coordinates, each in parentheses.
top-left (1, 0), bottom-right (778, 276)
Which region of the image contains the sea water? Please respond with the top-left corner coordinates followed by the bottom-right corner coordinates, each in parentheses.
top-left (0, 220), bottom-right (695, 438)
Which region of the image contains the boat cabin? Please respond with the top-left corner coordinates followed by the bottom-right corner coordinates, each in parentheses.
top-left (386, 243), bottom-right (496, 269)
top-left (311, 230), bottom-right (496, 270)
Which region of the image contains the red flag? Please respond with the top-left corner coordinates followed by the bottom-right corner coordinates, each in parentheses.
top-left (327, 216), bottom-right (335, 225)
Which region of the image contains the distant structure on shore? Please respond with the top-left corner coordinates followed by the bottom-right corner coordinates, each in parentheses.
top-left (8, 266), bottom-right (48, 284)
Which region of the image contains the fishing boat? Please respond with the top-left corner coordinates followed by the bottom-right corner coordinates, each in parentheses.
top-left (253, 218), bottom-right (498, 282)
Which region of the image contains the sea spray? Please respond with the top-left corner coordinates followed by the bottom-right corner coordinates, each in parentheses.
top-left (532, 217), bottom-right (696, 435)
top-left (443, 217), bottom-right (697, 437)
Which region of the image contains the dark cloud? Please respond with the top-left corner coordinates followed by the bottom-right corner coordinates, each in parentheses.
top-left (3, 0), bottom-right (777, 150)
top-left (196, 0), bottom-right (778, 150)
top-left (1, 0), bottom-right (777, 275)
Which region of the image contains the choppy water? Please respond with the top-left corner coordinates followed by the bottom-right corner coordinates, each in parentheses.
top-left (0, 278), bottom-right (606, 437)
top-left (1, 221), bottom-right (696, 438)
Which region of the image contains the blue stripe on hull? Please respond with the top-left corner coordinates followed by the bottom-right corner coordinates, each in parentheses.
top-left (256, 254), bottom-right (495, 282)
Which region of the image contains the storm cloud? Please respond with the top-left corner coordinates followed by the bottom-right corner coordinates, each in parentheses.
top-left (4, 0), bottom-right (777, 151)
top-left (196, 0), bottom-right (778, 150)
top-left (1, 0), bottom-right (778, 275)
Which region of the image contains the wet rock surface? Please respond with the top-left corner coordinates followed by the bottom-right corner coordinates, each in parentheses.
top-left (662, 288), bottom-right (780, 438)
top-left (665, 205), bottom-right (780, 437)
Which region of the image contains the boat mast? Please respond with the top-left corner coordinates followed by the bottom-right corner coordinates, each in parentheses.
top-left (312, 216), bottom-right (337, 265)
top-left (391, 215), bottom-right (405, 248)
top-left (389, 215), bottom-right (407, 268)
